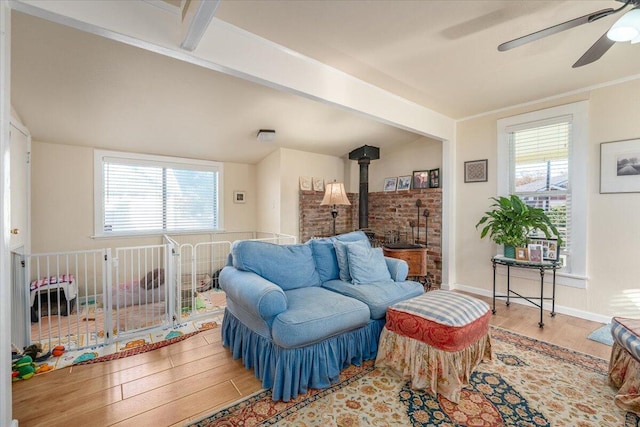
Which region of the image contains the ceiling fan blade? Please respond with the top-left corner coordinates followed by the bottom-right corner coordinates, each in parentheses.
top-left (498, 8), bottom-right (615, 51)
top-left (572, 32), bottom-right (617, 68)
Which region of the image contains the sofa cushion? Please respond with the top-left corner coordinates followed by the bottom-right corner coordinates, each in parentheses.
top-left (322, 279), bottom-right (424, 319)
top-left (232, 241), bottom-right (321, 290)
top-left (309, 238), bottom-right (340, 283)
top-left (333, 239), bottom-right (370, 282)
top-left (346, 245), bottom-right (392, 285)
top-left (271, 287), bottom-right (370, 348)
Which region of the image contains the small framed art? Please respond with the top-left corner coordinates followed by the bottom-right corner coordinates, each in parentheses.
top-left (529, 237), bottom-right (559, 261)
top-left (464, 159), bottom-right (488, 183)
top-left (527, 244), bottom-right (543, 263)
top-left (515, 247), bottom-right (529, 261)
top-left (313, 177), bottom-right (325, 192)
top-left (233, 191), bottom-right (246, 204)
top-left (299, 176), bottom-right (312, 191)
top-left (412, 170), bottom-right (430, 189)
top-left (429, 168), bottom-right (440, 188)
top-left (397, 175), bottom-right (411, 190)
top-left (600, 139), bottom-right (640, 193)
top-left (384, 177), bottom-right (397, 192)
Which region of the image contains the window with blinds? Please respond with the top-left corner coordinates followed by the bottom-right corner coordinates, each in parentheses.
top-left (95, 151), bottom-right (222, 236)
top-left (507, 117), bottom-right (571, 250)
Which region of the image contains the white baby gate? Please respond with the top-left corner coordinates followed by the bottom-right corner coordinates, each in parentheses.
top-left (17, 232), bottom-right (296, 351)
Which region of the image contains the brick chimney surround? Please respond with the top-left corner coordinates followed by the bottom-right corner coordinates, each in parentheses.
top-left (299, 188), bottom-right (442, 287)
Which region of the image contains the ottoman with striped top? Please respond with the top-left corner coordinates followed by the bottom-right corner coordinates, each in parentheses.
top-left (609, 317), bottom-right (640, 414)
top-left (375, 290), bottom-right (492, 403)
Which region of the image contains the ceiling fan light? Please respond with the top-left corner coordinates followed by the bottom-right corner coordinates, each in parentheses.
top-left (607, 8), bottom-right (640, 42)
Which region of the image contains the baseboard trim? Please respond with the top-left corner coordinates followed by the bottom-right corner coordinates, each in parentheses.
top-left (451, 283), bottom-right (612, 324)
top-left (12, 419), bottom-right (19, 427)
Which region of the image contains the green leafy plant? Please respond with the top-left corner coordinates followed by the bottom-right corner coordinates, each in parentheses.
top-left (475, 195), bottom-right (562, 248)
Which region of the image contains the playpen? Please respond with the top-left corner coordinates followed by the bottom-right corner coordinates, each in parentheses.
top-left (12, 232), bottom-right (296, 353)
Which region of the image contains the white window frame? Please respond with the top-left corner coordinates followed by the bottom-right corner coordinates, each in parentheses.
top-left (94, 150), bottom-right (224, 237)
top-left (497, 101), bottom-right (588, 288)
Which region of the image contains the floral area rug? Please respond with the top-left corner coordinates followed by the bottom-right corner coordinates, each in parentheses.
top-left (189, 326), bottom-right (638, 426)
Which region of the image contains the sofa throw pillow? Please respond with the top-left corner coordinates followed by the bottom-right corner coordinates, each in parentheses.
top-left (232, 241), bottom-right (321, 291)
top-left (309, 238), bottom-right (340, 282)
top-left (333, 239), bottom-right (369, 282)
top-left (346, 244), bottom-right (392, 285)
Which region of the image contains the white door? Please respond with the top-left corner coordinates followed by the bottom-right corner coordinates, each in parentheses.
top-left (9, 121), bottom-right (29, 251)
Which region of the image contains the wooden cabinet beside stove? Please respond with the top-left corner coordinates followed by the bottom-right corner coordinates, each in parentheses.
top-left (383, 246), bottom-right (427, 277)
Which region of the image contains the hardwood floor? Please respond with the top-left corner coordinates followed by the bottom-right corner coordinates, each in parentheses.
top-left (12, 293), bottom-right (612, 426)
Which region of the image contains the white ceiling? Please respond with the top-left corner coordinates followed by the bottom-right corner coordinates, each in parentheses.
top-left (215, 0), bottom-right (640, 119)
top-left (10, 1), bottom-right (640, 163)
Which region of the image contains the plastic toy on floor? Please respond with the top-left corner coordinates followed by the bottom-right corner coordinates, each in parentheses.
top-left (52, 345), bottom-right (65, 357)
top-left (12, 356), bottom-right (36, 381)
top-left (23, 343), bottom-right (51, 362)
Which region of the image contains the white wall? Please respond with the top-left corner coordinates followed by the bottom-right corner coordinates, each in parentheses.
top-left (455, 79), bottom-right (640, 319)
top-left (256, 149), bottom-right (281, 234)
top-left (359, 137), bottom-right (442, 193)
top-left (279, 148), bottom-right (345, 237)
top-left (30, 141), bottom-right (257, 253)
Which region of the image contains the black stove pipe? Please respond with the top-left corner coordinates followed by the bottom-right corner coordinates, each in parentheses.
top-left (349, 145), bottom-right (380, 230)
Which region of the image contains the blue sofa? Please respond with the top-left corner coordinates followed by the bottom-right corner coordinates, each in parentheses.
top-left (219, 231), bottom-right (424, 401)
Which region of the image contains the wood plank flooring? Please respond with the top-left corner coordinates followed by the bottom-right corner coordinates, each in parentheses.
top-left (12, 293), bottom-right (612, 426)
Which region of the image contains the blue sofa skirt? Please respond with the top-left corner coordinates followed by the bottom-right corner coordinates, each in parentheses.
top-left (221, 308), bottom-right (386, 401)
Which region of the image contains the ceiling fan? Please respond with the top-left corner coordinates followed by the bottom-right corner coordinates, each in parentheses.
top-left (498, 0), bottom-right (640, 68)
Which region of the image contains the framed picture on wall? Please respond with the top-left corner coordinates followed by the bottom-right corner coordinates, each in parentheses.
top-left (429, 168), bottom-right (440, 188)
top-left (412, 170), bottom-right (430, 189)
top-left (299, 176), bottom-right (312, 191)
top-left (384, 177), bottom-right (397, 192)
top-left (233, 191), bottom-right (246, 204)
top-left (600, 139), bottom-right (640, 193)
top-left (464, 159), bottom-right (488, 183)
top-left (397, 175), bottom-right (411, 191)
top-left (313, 177), bottom-right (325, 192)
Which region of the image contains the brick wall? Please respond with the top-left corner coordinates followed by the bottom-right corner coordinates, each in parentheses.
top-left (299, 188), bottom-right (442, 286)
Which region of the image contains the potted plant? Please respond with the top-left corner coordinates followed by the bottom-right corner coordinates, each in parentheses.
top-left (475, 195), bottom-right (561, 258)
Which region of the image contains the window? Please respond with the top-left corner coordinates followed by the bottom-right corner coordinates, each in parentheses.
top-left (498, 102), bottom-right (587, 288)
top-left (509, 118), bottom-right (571, 248)
top-left (95, 150), bottom-right (223, 236)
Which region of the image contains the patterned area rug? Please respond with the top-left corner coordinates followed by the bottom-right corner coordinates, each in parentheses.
top-left (190, 326), bottom-right (639, 426)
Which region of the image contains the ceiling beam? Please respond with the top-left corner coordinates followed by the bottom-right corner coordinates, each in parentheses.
top-left (9, 0), bottom-right (454, 142)
top-left (180, 0), bottom-right (220, 52)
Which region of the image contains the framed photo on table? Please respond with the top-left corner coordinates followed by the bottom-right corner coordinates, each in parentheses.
top-left (529, 237), bottom-right (559, 261)
top-left (515, 247), bottom-right (529, 261)
top-left (527, 244), bottom-right (543, 263)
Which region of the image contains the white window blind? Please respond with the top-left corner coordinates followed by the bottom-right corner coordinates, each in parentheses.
top-left (507, 117), bottom-right (571, 250)
top-left (95, 151), bottom-right (222, 236)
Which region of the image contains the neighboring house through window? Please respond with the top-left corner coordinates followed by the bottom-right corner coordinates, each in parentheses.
top-left (94, 150), bottom-right (223, 237)
top-left (497, 101), bottom-right (587, 288)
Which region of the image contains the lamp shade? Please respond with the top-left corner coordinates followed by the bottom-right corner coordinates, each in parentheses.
top-left (607, 8), bottom-right (640, 42)
top-left (321, 182), bottom-right (351, 206)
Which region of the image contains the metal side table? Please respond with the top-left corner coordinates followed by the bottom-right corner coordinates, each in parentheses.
top-left (492, 255), bottom-right (560, 328)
